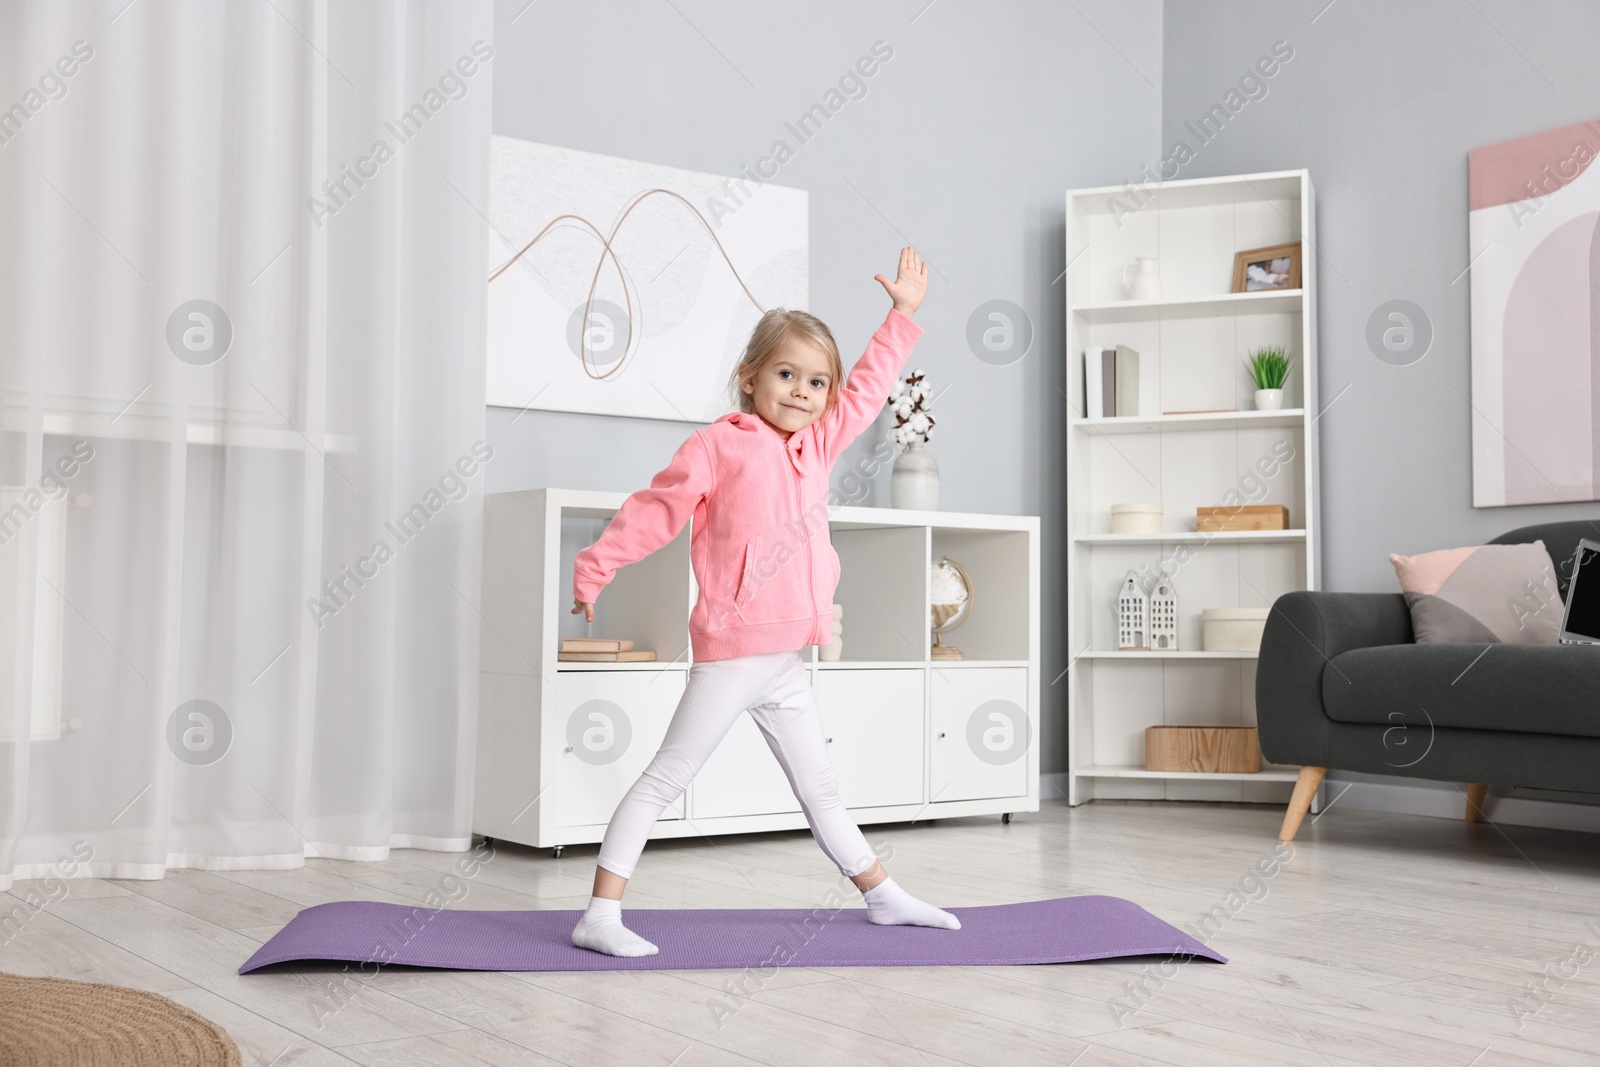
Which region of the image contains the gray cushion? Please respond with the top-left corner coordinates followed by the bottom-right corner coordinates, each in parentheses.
top-left (1322, 642), bottom-right (1600, 739)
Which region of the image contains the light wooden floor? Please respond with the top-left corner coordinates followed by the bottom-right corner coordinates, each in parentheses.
top-left (5, 798), bottom-right (1599, 1066)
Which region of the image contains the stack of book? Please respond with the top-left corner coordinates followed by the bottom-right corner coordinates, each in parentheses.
top-left (1083, 345), bottom-right (1140, 418)
top-left (557, 638), bottom-right (657, 662)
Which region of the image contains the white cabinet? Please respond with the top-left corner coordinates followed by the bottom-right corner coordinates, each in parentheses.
top-left (692, 713), bottom-right (803, 819)
top-left (931, 667), bottom-right (1029, 802)
top-left (691, 669), bottom-right (924, 818)
top-left (473, 488), bottom-right (1040, 852)
top-left (552, 671), bottom-right (686, 827)
top-left (816, 669), bottom-right (923, 809)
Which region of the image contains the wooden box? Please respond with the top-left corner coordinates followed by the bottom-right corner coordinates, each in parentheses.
top-left (1196, 504), bottom-right (1289, 532)
top-left (1144, 726), bottom-right (1262, 773)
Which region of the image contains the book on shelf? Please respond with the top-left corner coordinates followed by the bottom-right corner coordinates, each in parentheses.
top-left (1083, 347), bottom-right (1121, 418)
top-left (1083, 348), bottom-right (1105, 418)
top-left (558, 649), bottom-right (657, 662)
top-left (561, 637), bottom-right (634, 652)
top-left (1081, 348), bottom-right (1107, 419)
top-left (1113, 344), bottom-right (1139, 416)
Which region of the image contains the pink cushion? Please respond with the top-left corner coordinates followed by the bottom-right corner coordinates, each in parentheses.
top-left (1389, 541), bottom-right (1561, 644)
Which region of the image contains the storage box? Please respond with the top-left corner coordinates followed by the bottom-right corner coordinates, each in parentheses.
top-left (1201, 607), bottom-right (1272, 652)
top-left (1196, 504), bottom-right (1290, 532)
top-left (1145, 726), bottom-right (1262, 773)
top-left (1109, 503), bottom-right (1162, 535)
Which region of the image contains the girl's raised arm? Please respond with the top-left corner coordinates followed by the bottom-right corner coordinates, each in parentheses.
top-left (815, 307), bottom-right (924, 468)
top-left (816, 246), bottom-right (929, 467)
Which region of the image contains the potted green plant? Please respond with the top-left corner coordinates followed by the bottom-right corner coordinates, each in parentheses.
top-left (1246, 345), bottom-right (1291, 411)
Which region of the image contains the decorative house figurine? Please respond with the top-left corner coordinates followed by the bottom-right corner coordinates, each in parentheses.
top-left (1117, 571), bottom-right (1149, 650)
top-left (1150, 574), bottom-right (1179, 650)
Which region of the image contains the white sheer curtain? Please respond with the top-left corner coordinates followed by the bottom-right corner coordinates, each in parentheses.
top-left (0, 0), bottom-right (492, 888)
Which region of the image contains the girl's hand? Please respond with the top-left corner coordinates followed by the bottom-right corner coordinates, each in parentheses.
top-left (874, 246), bottom-right (928, 319)
top-left (572, 598), bottom-right (594, 622)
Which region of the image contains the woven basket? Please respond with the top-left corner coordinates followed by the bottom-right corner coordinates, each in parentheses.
top-left (0, 971), bottom-right (241, 1066)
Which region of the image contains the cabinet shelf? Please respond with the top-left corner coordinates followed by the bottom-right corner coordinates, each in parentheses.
top-left (1078, 650), bottom-right (1258, 660)
top-left (813, 659), bottom-right (925, 668)
top-left (554, 660), bottom-right (689, 671)
top-left (554, 656), bottom-right (1036, 671)
top-left (1074, 765), bottom-right (1302, 783)
top-left (1072, 288), bottom-right (1301, 324)
top-left (1073, 530), bottom-right (1306, 545)
top-left (919, 658), bottom-right (1031, 668)
top-left (1073, 409), bottom-right (1305, 435)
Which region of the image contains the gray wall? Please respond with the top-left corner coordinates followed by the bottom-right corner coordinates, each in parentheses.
top-left (1162, 0), bottom-right (1600, 592)
top-left (489, 1), bottom-right (1164, 776)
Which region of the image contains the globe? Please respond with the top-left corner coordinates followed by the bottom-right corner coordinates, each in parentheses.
top-left (929, 556), bottom-right (972, 660)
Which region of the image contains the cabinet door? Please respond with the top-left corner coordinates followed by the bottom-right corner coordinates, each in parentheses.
top-left (690, 711), bottom-right (805, 819)
top-left (815, 668), bottom-right (923, 809)
top-left (931, 667), bottom-right (1028, 802)
top-left (553, 670), bottom-right (686, 828)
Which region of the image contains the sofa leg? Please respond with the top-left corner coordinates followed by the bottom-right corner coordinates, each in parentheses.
top-left (1279, 766), bottom-right (1327, 841)
top-left (1464, 783), bottom-right (1489, 824)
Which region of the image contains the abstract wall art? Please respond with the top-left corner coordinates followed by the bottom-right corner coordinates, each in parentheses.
top-left (486, 136), bottom-right (809, 423)
top-left (1468, 116), bottom-right (1600, 507)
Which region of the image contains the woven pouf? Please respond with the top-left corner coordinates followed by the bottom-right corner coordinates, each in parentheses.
top-left (0, 972), bottom-right (241, 1066)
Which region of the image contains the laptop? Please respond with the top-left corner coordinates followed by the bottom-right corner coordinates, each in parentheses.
top-left (1558, 537), bottom-right (1600, 645)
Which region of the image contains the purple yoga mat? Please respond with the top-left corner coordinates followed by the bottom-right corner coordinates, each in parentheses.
top-left (238, 895), bottom-right (1225, 973)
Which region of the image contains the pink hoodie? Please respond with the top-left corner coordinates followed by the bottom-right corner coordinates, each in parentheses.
top-left (573, 307), bottom-right (924, 661)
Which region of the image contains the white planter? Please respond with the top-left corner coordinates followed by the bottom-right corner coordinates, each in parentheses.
top-left (891, 441), bottom-right (940, 510)
top-left (1253, 388), bottom-right (1284, 411)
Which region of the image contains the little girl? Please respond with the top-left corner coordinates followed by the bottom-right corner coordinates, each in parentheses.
top-left (567, 247), bottom-right (960, 957)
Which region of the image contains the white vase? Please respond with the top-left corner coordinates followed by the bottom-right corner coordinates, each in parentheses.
top-left (1254, 388), bottom-right (1284, 411)
top-left (891, 440), bottom-right (940, 510)
top-left (1120, 255), bottom-right (1164, 301)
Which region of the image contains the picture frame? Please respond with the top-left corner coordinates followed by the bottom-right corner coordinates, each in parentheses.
top-left (1230, 242), bottom-right (1302, 293)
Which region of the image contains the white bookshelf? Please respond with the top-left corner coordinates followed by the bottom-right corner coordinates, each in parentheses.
top-left (1064, 168), bottom-right (1321, 806)
top-left (474, 488), bottom-right (1041, 854)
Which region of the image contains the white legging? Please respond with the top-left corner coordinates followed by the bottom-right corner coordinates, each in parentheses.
top-left (595, 648), bottom-right (877, 881)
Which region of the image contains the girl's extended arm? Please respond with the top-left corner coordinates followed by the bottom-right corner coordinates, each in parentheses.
top-left (572, 429), bottom-right (717, 608)
top-left (815, 308), bottom-right (924, 468)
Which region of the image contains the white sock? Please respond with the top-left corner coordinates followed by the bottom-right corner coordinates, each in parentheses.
top-left (570, 895), bottom-right (659, 957)
top-left (861, 876), bottom-right (961, 930)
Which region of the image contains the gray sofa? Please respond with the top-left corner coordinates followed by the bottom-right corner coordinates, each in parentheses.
top-left (1256, 519), bottom-right (1600, 840)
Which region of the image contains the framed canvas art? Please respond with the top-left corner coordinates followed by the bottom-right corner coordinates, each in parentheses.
top-left (486, 137), bottom-right (808, 423)
top-left (1468, 117), bottom-right (1600, 506)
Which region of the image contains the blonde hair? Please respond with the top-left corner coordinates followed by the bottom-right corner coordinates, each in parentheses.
top-left (726, 308), bottom-right (843, 417)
